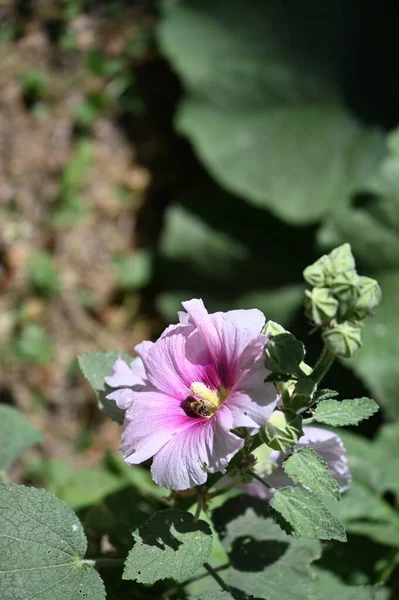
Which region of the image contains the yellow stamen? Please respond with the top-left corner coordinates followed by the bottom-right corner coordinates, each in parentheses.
top-left (190, 382), bottom-right (221, 410)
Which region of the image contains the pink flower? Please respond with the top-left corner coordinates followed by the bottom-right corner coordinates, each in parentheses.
top-left (236, 425), bottom-right (351, 499)
top-left (105, 299), bottom-right (278, 490)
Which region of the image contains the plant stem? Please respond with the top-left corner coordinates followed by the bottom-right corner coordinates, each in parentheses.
top-left (194, 493), bottom-right (204, 521)
top-left (249, 470), bottom-right (274, 491)
top-left (309, 345), bottom-right (335, 385)
top-left (204, 562), bottom-right (233, 595)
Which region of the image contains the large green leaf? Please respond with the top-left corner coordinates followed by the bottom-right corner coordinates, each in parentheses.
top-left (283, 447), bottom-right (340, 501)
top-left (123, 510), bottom-right (213, 584)
top-left (313, 398), bottom-right (379, 426)
top-left (0, 484), bottom-right (105, 600)
top-left (212, 495), bottom-right (322, 600)
top-left (159, 0), bottom-right (383, 224)
top-left (0, 405), bottom-right (42, 470)
top-left (270, 486), bottom-right (346, 541)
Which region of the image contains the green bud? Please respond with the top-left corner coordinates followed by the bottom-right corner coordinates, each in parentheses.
top-left (355, 276), bottom-right (382, 318)
top-left (262, 320), bottom-right (286, 336)
top-left (332, 271), bottom-right (360, 317)
top-left (304, 287), bottom-right (338, 326)
top-left (261, 409), bottom-right (303, 452)
top-left (329, 243), bottom-right (356, 274)
top-left (322, 322), bottom-right (362, 358)
top-left (303, 255), bottom-right (333, 287)
top-left (264, 332), bottom-right (305, 374)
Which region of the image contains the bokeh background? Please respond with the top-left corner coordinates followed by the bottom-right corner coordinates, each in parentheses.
top-left (1, 1), bottom-right (399, 596)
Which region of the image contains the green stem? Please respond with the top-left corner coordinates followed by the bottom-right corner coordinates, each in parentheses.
top-left (249, 470), bottom-right (274, 492)
top-left (194, 493), bottom-right (204, 521)
top-left (204, 562), bottom-right (233, 595)
top-left (309, 345), bottom-right (335, 385)
top-left (376, 548), bottom-right (399, 584)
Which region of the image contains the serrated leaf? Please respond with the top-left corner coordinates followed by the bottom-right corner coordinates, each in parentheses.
top-left (283, 447), bottom-right (340, 501)
top-left (0, 484), bottom-right (105, 600)
top-left (78, 350), bottom-right (133, 423)
top-left (270, 486), bottom-right (346, 541)
top-left (313, 389), bottom-right (339, 403)
top-left (212, 495), bottom-right (321, 600)
top-left (0, 405), bottom-right (42, 470)
top-left (123, 509), bottom-right (213, 584)
top-left (314, 398), bottom-right (379, 426)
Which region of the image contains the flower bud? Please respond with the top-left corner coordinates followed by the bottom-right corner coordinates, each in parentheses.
top-left (354, 276), bottom-right (382, 318)
top-left (264, 332), bottom-right (305, 374)
top-left (303, 255), bottom-right (334, 287)
top-left (332, 271), bottom-right (360, 317)
top-left (290, 377), bottom-right (316, 411)
top-left (322, 322), bottom-right (362, 358)
top-left (261, 409), bottom-right (303, 452)
top-left (263, 320), bottom-right (286, 336)
top-left (329, 243), bottom-right (356, 274)
top-left (305, 287), bottom-right (338, 326)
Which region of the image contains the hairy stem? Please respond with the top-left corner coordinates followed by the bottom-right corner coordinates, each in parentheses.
top-left (249, 470), bottom-right (274, 491)
top-left (309, 345), bottom-right (335, 385)
top-left (204, 562), bottom-right (233, 595)
top-left (194, 493), bottom-right (204, 521)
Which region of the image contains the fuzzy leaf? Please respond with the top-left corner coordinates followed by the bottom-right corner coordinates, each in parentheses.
top-left (123, 509), bottom-right (213, 584)
top-left (283, 447), bottom-right (340, 501)
top-left (78, 350), bottom-right (133, 423)
top-left (0, 406), bottom-right (42, 470)
top-left (0, 484), bottom-right (105, 600)
top-left (270, 486), bottom-right (346, 541)
top-left (314, 397), bottom-right (379, 426)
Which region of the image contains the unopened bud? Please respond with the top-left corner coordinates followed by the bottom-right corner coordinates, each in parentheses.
top-left (261, 409), bottom-right (303, 453)
top-left (264, 332), bottom-right (305, 374)
top-left (332, 271), bottom-right (360, 317)
top-left (303, 255), bottom-right (334, 287)
top-left (322, 322), bottom-right (362, 358)
top-left (305, 287), bottom-right (338, 326)
top-left (329, 243), bottom-right (356, 274)
top-left (263, 320), bottom-right (286, 336)
top-left (354, 276), bottom-right (382, 318)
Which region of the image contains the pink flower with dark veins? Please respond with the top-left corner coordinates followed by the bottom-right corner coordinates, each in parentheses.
top-left (105, 299), bottom-right (278, 491)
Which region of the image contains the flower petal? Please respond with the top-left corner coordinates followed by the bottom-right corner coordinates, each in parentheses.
top-left (298, 426), bottom-right (352, 491)
top-left (121, 391), bottom-right (194, 464)
top-left (182, 298), bottom-right (221, 357)
top-left (228, 350), bottom-right (278, 428)
top-left (107, 388), bottom-right (135, 410)
top-left (151, 405), bottom-right (243, 490)
top-left (138, 325), bottom-right (210, 399)
top-left (105, 357), bottom-right (145, 388)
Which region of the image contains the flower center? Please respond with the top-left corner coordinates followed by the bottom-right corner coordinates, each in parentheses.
top-left (188, 382), bottom-right (229, 419)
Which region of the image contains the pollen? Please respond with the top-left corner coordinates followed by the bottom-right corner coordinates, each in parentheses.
top-left (190, 382), bottom-right (221, 409)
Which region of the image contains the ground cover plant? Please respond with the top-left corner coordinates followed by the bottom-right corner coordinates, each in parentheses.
top-left (1, 1), bottom-right (399, 599)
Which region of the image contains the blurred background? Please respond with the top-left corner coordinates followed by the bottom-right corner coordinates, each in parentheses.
top-left (1, 0), bottom-right (399, 594)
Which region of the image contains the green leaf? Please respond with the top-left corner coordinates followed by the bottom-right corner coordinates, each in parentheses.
top-left (26, 249), bottom-right (62, 295)
top-left (13, 324), bottom-right (54, 364)
top-left (314, 397), bottom-right (379, 426)
top-left (283, 447), bottom-right (341, 501)
top-left (270, 486), bottom-right (346, 541)
top-left (212, 495), bottom-right (321, 600)
top-left (159, 0), bottom-right (383, 224)
top-left (192, 594), bottom-right (234, 600)
top-left (123, 509), bottom-right (213, 584)
top-left (0, 484), bottom-right (105, 600)
top-left (78, 350), bottom-right (133, 423)
top-left (312, 569), bottom-right (377, 600)
top-left (0, 406), bottom-right (42, 470)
